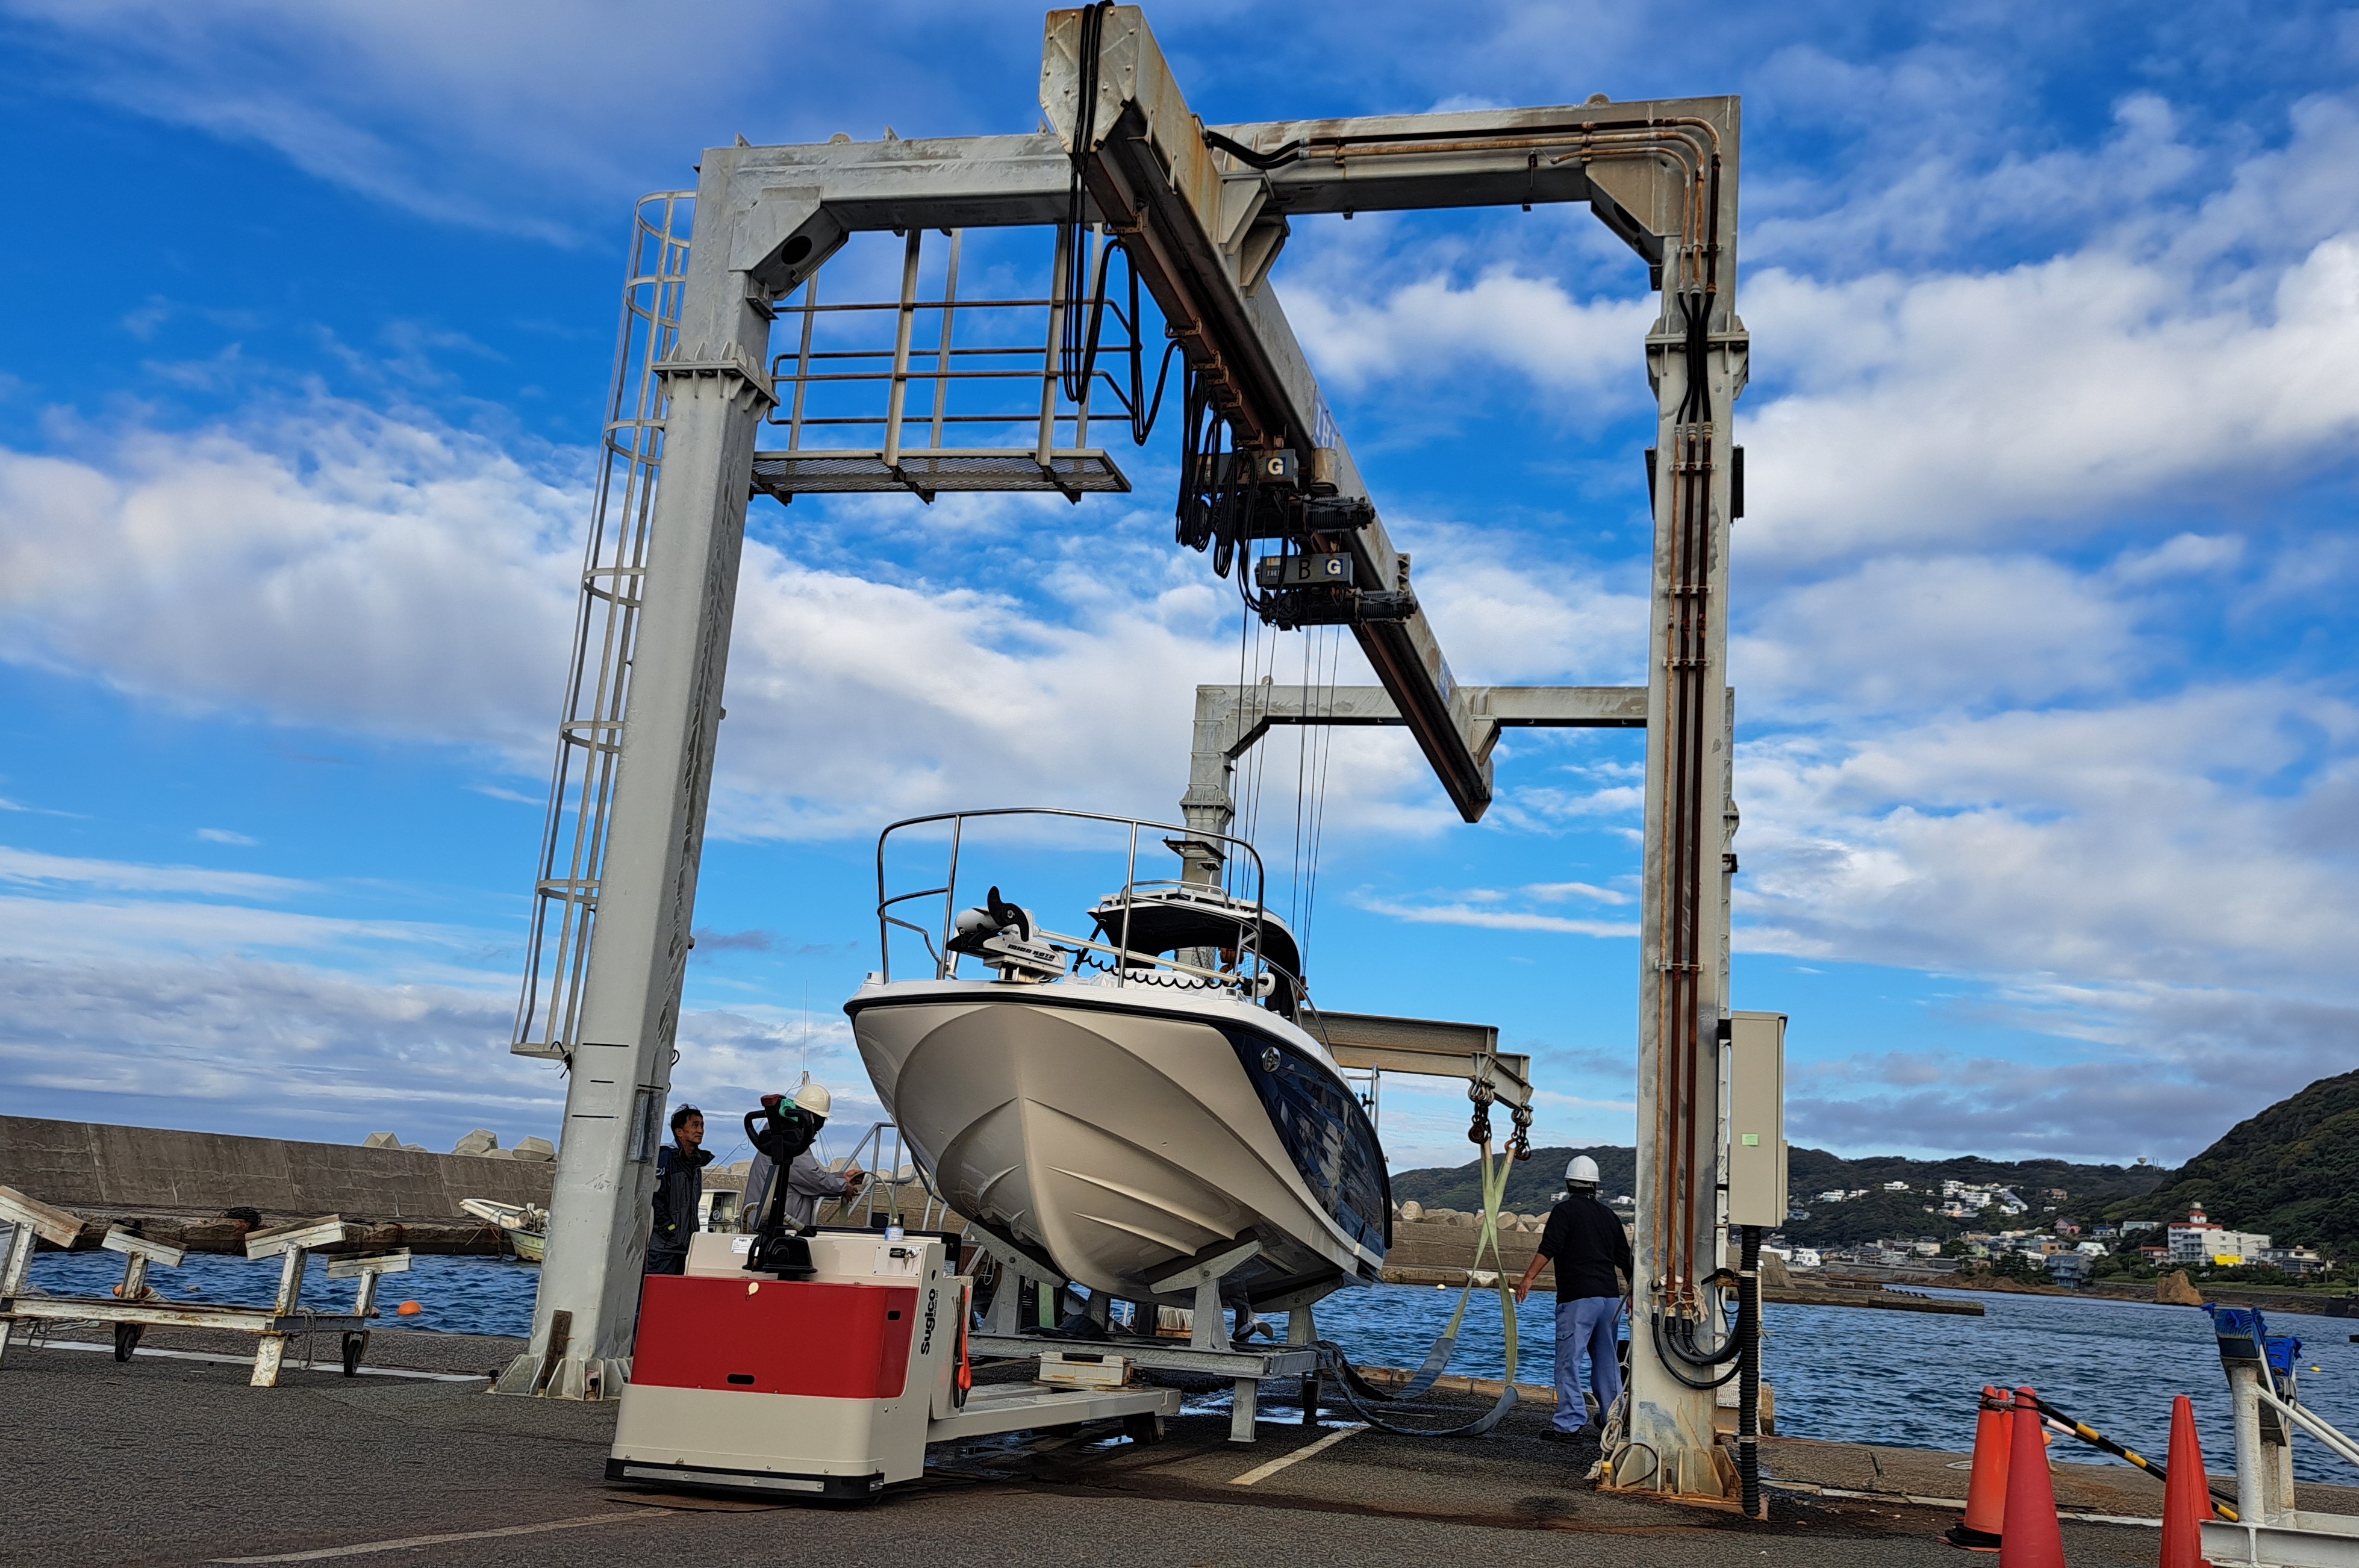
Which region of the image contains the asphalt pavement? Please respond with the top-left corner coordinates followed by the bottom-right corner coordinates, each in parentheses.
top-left (1, 1328), bottom-right (2173, 1567)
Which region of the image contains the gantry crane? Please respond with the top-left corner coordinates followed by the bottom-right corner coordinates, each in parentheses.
top-left (498, 5), bottom-right (1752, 1504)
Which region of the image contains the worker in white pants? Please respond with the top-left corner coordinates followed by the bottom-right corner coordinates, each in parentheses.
top-left (1512, 1154), bottom-right (1633, 1440)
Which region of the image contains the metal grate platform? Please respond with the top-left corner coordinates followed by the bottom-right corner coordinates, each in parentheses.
top-left (750, 448), bottom-right (1131, 500)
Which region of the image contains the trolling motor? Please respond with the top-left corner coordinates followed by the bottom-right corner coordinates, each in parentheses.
top-left (741, 1092), bottom-right (826, 1279)
top-left (946, 886), bottom-right (1068, 980)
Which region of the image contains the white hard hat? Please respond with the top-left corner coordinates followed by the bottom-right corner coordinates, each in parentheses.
top-left (1566, 1154), bottom-right (1600, 1186)
top-left (792, 1081), bottom-right (832, 1117)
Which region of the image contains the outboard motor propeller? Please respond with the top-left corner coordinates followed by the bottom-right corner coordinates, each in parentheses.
top-left (985, 886), bottom-right (1030, 942)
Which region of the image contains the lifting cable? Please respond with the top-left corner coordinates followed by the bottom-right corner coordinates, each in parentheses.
top-left (1315, 1125), bottom-right (1521, 1437)
top-left (1307, 626), bottom-right (1338, 957)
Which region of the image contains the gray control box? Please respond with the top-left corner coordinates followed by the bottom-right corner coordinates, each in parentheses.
top-left (1725, 1010), bottom-right (1787, 1229)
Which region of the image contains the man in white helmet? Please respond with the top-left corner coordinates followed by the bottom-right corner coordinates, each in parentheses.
top-left (741, 1081), bottom-right (867, 1233)
top-left (1511, 1153), bottom-right (1632, 1442)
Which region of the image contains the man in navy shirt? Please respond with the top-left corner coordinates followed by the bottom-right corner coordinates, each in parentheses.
top-left (1512, 1154), bottom-right (1633, 1440)
top-left (645, 1104), bottom-right (712, 1275)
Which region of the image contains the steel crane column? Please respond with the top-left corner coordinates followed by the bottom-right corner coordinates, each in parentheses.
top-left (496, 152), bottom-right (779, 1401)
top-left (1619, 132), bottom-right (1749, 1493)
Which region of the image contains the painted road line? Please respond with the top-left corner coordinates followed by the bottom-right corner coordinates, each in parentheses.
top-left (38, 1339), bottom-right (485, 1382)
top-left (210, 1511), bottom-right (672, 1563)
top-left (1227, 1422), bottom-right (1369, 1486)
top-left (1763, 1479), bottom-right (2161, 1528)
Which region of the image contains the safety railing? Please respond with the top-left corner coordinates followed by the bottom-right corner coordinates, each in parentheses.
top-left (815, 1122), bottom-right (953, 1233)
top-left (755, 226), bottom-right (1141, 501)
top-left (872, 807), bottom-right (1288, 1005)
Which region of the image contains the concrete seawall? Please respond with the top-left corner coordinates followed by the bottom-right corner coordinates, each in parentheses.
top-left (1, 1115), bottom-right (554, 1222)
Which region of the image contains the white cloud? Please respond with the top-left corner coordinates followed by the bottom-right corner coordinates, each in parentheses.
top-left (0, 860), bottom-right (861, 1151)
top-left (1787, 983), bottom-right (2359, 1163)
top-left (0, 398), bottom-right (582, 750)
top-left (0, 0), bottom-right (1015, 237)
top-left (1354, 892), bottom-right (1636, 939)
top-left (1289, 270), bottom-right (1654, 402)
top-left (0, 396), bottom-right (1496, 862)
top-left (1740, 234), bottom-right (2359, 564)
top-left (1406, 533), bottom-right (1648, 686)
top-left (195, 827), bottom-right (258, 846)
top-left (0, 845), bottom-right (305, 900)
top-left (2108, 532), bottom-right (2243, 586)
top-left (1734, 685), bottom-right (2359, 988)
top-left (1733, 553), bottom-right (2138, 714)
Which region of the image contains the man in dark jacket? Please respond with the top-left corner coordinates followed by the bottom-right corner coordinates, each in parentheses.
top-left (1512, 1154), bottom-right (1633, 1440)
top-left (645, 1105), bottom-right (712, 1275)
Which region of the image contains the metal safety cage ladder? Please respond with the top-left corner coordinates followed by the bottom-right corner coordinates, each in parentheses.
top-left (513, 193), bottom-right (695, 1059)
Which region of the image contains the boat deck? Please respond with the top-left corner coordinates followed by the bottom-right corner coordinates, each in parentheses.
top-left (10, 1324), bottom-right (2354, 1566)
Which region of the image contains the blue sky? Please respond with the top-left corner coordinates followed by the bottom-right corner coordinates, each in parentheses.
top-left (1, 0), bottom-right (2355, 1173)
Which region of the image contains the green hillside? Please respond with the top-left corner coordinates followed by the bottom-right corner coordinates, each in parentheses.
top-left (2109, 1069), bottom-right (2359, 1257)
top-left (1393, 1074), bottom-right (2359, 1260)
top-left (1389, 1146), bottom-right (1634, 1215)
top-left (1390, 1144), bottom-right (2163, 1240)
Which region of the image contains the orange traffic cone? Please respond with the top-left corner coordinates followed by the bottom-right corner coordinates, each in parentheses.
top-left (1946, 1387), bottom-right (2015, 1551)
top-left (1999, 1385), bottom-right (2066, 1567)
top-left (2160, 1395), bottom-right (2211, 1568)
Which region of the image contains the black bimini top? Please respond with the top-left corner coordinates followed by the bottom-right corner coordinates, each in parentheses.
top-left (1087, 888), bottom-right (1303, 997)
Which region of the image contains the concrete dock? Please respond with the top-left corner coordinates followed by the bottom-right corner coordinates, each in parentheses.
top-left (17, 1323), bottom-right (2350, 1566)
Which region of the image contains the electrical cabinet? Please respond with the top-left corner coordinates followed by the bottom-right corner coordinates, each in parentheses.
top-left (1726, 1010), bottom-right (1787, 1229)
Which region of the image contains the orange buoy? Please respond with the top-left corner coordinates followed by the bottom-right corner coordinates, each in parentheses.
top-left (396, 1300), bottom-right (425, 1316)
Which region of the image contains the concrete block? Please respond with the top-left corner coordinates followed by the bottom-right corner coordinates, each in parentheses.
top-left (361, 1133), bottom-right (403, 1150)
top-left (450, 1130), bottom-right (499, 1157)
top-left (511, 1137), bottom-right (555, 1162)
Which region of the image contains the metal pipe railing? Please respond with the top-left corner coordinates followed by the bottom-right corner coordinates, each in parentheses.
top-left (871, 807), bottom-right (1272, 992)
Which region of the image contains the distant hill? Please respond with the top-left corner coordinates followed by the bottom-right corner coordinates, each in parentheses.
top-left (1388, 1145), bottom-right (1637, 1215)
top-left (1389, 1143), bottom-right (2164, 1242)
top-left (2108, 1069), bottom-right (2359, 1258)
top-left (1782, 1151), bottom-right (2166, 1247)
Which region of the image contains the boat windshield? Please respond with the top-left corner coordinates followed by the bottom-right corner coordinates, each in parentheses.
top-left (871, 807), bottom-right (1306, 1016)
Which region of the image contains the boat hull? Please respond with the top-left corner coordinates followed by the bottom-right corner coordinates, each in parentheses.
top-left (845, 980), bottom-right (1387, 1306)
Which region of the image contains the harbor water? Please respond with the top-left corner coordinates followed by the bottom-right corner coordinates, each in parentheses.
top-left (30, 1251), bottom-right (2359, 1485)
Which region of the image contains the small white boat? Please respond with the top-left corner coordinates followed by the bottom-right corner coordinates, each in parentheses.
top-left (847, 809), bottom-right (1389, 1309)
top-left (460, 1198), bottom-right (547, 1263)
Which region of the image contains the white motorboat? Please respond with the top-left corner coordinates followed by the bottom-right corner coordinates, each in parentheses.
top-left (845, 809), bottom-right (1389, 1308)
top-left (460, 1197), bottom-right (547, 1263)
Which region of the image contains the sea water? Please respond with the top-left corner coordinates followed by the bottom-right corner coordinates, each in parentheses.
top-left (1313, 1281), bottom-right (2359, 1487)
top-left (30, 1250), bottom-right (2359, 1485)
top-left (26, 1249), bottom-right (539, 1340)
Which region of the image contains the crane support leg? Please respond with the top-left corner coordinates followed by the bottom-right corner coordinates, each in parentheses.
top-left (1619, 209), bottom-right (1749, 1493)
top-left (496, 171), bottom-right (784, 1401)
